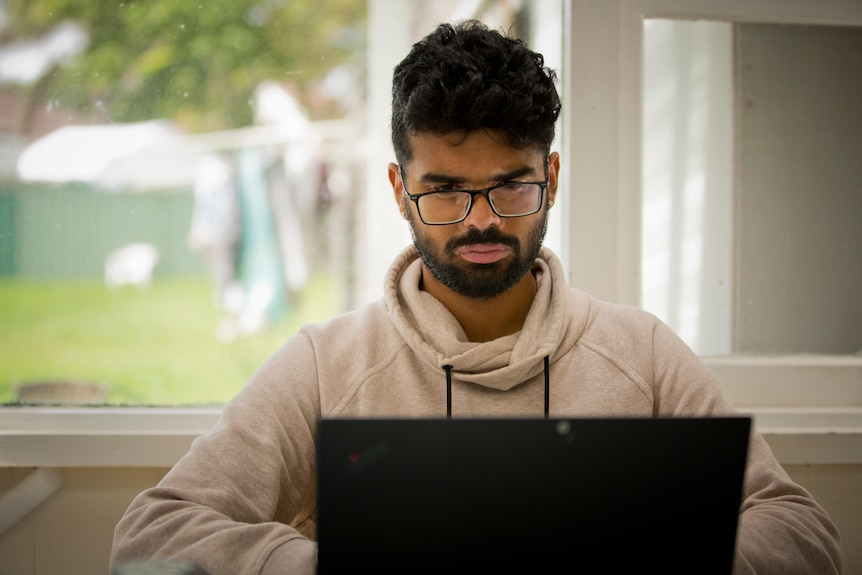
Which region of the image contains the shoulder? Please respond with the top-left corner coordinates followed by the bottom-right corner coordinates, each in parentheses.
top-left (299, 299), bottom-right (399, 350)
top-left (231, 299), bottom-right (405, 413)
top-left (276, 298), bottom-right (407, 383)
top-left (565, 288), bottom-right (704, 378)
top-left (568, 288), bottom-right (666, 346)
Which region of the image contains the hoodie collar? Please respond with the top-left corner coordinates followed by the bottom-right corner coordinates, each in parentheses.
top-left (384, 245), bottom-right (570, 391)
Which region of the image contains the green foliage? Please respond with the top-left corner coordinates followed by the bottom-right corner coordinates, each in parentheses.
top-left (4, 0), bottom-right (366, 129)
top-left (0, 276), bottom-right (340, 405)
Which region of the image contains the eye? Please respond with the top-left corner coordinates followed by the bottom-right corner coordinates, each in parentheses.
top-left (427, 183), bottom-right (460, 193)
top-left (498, 182), bottom-right (530, 195)
top-left (425, 190), bottom-right (463, 202)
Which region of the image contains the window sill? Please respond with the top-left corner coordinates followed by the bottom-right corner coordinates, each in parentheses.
top-left (0, 406), bottom-right (220, 467)
top-left (1, 404), bottom-right (861, 467)
top-left (703, 354), bottom-right (862, 408)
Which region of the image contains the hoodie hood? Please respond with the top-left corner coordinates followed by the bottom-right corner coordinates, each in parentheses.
top-left (383, 245), bottom-right (578, 391)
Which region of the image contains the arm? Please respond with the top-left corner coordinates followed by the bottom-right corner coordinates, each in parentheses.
top-left (732, 433), bottom-right (842, 575)
top-left (650, 321), bottom-right (842, 575)
top-left (111, 333), bottom-right (321, 575)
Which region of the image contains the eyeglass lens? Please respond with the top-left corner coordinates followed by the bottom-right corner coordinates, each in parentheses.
top-left (418, 183), bottom-right (543, 224)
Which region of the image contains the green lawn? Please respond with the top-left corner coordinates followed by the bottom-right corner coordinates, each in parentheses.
top-left (0, 276), bottom-right (340, 405)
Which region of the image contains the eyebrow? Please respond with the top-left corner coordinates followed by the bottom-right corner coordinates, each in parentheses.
top-left (418, 166), bottom-right (539, 185)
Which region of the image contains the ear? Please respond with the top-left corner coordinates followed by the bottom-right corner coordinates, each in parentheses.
top-left (546, 151), bottom-right (561, 208)
top-left (388, 162), bottom-right (409, 220)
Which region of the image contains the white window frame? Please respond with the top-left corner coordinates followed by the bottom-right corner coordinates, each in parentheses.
top-left (564, 0), bottom-right (862, 410)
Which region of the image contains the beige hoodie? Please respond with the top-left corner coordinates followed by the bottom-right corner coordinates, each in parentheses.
top-left (111, 246), bottom-right (841, 575)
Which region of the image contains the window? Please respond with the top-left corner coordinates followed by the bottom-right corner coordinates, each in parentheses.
top-left (641, 19), bottom-right (862, 358)
top-left (565, 0), bottom-right (862, 410)
top-left (0, 0), bottom-right (567, 406)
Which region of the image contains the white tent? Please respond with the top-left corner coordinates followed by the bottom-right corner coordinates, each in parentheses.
top-left (16, 120), bottom-right (200, 191)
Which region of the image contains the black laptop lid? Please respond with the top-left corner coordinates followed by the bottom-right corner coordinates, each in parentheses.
top-left (317, 416), bottom-right (751, 575)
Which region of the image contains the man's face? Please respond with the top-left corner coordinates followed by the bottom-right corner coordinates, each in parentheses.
top-left (389, 130), bottom-right (559, 299)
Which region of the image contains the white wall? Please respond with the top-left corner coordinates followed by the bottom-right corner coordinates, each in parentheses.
top-left (735, 22), bottom-right (862, 355)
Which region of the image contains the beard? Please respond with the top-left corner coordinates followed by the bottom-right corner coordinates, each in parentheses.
top-left (408, 210), bottom-right (548, 299)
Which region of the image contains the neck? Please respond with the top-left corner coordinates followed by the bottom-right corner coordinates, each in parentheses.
top-left (420, 266), bottom-right (538, 342)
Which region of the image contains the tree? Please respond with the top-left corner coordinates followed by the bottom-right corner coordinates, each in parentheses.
top-left (4, 0), bottom-right (367, 130)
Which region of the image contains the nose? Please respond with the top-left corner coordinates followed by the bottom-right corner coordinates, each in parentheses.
top-left (462, 194), bottom-right (500, 229)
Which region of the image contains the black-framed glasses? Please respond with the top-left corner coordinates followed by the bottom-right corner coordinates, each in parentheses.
top-left (400, 168), bottom-right (548, 225)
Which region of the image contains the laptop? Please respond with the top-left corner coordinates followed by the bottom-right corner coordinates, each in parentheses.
top-left (316, 416), bottom-right (751, 574)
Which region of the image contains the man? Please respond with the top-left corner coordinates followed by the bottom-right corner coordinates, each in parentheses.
top-left (111, 20), bottom-right (841, 574)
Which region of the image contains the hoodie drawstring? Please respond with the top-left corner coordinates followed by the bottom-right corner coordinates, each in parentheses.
top-left (443, 356), bottom-right (550, 419)
top-left (443, 365), bottom-right (453, 418)
top-left (543, 355), bottom-right (550, 419)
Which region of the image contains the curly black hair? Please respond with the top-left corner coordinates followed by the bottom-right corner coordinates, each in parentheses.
top-left (391, 20), bottom-right (561, 167)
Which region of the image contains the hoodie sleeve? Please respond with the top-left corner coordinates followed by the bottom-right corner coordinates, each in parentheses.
top-left (649, 319), bottom-right (842, 575)
top-left (110, 331), bottom-right (322, 575)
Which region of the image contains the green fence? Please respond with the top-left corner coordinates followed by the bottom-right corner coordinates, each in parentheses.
top-left (0, 192), bottom-right (14, 276)
top-left (0, 183), bottom-right (207, 279)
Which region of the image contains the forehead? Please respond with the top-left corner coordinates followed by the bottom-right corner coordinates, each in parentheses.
top-left (406, 130), bottom-right (545, 180)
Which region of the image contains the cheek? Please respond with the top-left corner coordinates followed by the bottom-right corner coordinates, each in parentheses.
top-left (409, 219), bottom-right (447, 249)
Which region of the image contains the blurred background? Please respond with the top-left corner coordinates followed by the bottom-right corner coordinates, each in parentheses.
top-left (0, 0), bottom-right (565, 405)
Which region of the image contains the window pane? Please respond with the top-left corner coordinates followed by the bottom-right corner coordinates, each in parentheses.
top-left (641, 19), bottom-right (862, 356)
top-left (0, 0), bottom-right (565, 406)
top-left (736, 22), bottom-right (862, 355)
top-left (641, 19), bottom-right (734, 356)
top-left (0, 1), bottom-right (366, 406)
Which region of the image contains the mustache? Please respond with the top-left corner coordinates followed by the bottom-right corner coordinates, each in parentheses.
top-left (445, 226), bottom-right (520, 253)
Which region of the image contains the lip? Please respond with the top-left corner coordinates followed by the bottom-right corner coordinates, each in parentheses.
top-left (456, 243), bottom-right (512, 264)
